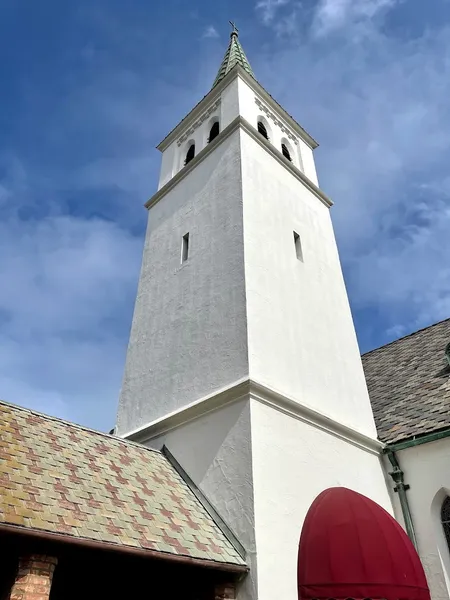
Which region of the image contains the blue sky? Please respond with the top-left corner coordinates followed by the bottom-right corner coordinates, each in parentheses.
top-left (1, 0), bottom-right (450, 431)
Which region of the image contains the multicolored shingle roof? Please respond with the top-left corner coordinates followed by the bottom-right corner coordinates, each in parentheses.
top-left (0, 401), bottom-right (245, 569)
top-left (363, 318), bottom-right (450, 444)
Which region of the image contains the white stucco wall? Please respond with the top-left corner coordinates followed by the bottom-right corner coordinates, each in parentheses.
top-left (139, 394), bottom-right (393, 600)
top-left (386, 440), bottom-right (450, 600)
top-left (144, 399), bottom-right (258, 600)
top-left (116, 131), bottom-right (249, 435)
top-left (158, 78), bottom-right (240, 189)
top-left (117, 71), bottom-right (396, 600)
top-left (251, 398), bottom-right (393, 600)
top-left (158, 74), bottom-right (318, 191)
top-left (240, 128), bottom-right (377, 437)
top-left (236, 77), bottom-right (316, 182)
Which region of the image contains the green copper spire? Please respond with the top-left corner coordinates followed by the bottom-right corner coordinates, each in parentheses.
top-left (212, 22), bottom-right (255, 88)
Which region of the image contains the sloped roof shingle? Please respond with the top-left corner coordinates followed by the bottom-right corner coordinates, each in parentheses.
top-left (0, 401), bottom-right (245, 569)
top-left (362, 318), bottom-right (450, 444)
top-left (212, 31), bottom-right (255, 88)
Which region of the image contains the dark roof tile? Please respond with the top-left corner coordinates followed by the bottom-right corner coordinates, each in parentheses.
top-left (362, 318), bottom-right (450, 444)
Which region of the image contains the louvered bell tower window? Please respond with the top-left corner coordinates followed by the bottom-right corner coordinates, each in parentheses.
top-left (257, 121), bottom-right (269, 140)
top-left (208, 121), bottom-right (220, 143)
top-left (185, 143), bottom-right (195, 165)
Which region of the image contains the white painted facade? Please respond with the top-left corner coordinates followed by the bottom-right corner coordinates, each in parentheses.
top-left (240, 126), bottom-right (377, 436)
top-left (156, 74), bottom-right (318, 192)
top-left (116, 65), bottom-right (395, 600)
top-left (385, 439), bottom-right (450, 600)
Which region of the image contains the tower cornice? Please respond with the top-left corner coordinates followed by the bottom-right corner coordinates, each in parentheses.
top-left (120, 377), bottom-right (384, 457)
top-left (157, 66), bottom-right (318, 153)
top-left (148, 113), bottom-right (332, 211)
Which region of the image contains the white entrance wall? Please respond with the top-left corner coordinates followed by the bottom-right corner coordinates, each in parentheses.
top-left (386, 439), bottom-right (450, 600)
top-left (251, 399), bottom-right (393, 600)
top-left (144, 393), bottom-right (393, 600)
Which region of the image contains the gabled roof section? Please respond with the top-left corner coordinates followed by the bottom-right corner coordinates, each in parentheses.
top-left (0, 401), bottom-right (246, 569)
top-left (362, 318), bottom-right (450, 444)
top-left (212, 28), bottom-right (255, 88)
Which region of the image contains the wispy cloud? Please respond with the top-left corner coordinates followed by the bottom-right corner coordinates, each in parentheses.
top-left (312, 0), bottom-right (400, 36)
top-left (256, 0), bottom-right (292, 24)
top-left (202, 25), bottom-right (219, 39)
top-left (0, 158), bottom-right (143, 429)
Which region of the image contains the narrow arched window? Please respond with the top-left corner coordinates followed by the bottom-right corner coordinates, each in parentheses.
top-left (282, 143), bottom-right (292, 161)
top-left (185, 143), bottom-right (195, 165)
top-left (208, 121), bottom-right (220, 143)
top-left (257, 121), bottom-right (269, 140)
top-left (441, 496), bottom-right (450, 549)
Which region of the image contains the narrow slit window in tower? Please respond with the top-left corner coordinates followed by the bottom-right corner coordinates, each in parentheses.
top-left (208, 121), bottom-right (220, 143)
top-left (282, 143), bottom-right (292, 161)
top-left (257, 121), bottom-right (269, 140)
top-left (181, 233), bottom-right (190, 263)
top-left (185, 143), bottom-right (195, 165)
top-left (293, 231), bottom-right (303, 262)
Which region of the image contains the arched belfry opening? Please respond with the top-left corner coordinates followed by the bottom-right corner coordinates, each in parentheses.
top-left (208, 121), bottom-right (220, 143)
top-left (185, 143), bottom-right (195, 166)
top-left (282, 143), bottom-right (292, 161)
top-left (298, 487), bottom-right (430, 600)
top-left (257, 120), bottom-right (269, 140)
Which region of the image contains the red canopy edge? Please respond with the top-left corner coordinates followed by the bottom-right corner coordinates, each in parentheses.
top-left (299, 582), bottom-right (430, 600)
top-left (298, 487), bottom-right (431, 600)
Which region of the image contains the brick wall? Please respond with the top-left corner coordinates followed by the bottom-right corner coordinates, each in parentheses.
top-left (214, 583), bottom-right (236, 600)
top-left (8, 555), bottom-right (57, 600)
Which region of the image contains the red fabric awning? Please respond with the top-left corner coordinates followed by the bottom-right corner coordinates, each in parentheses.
top-left (298, 487), bottom-right (430, 600)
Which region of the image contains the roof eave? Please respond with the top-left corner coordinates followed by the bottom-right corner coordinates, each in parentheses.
top-left (162, 446), bottom-right (246, 560)
top-left (237, 67), bottom-right (319, 150)
top-left (0, 523), bottom-right (249, 574)
top-left (156, 77), bottom-right (227, 152)
top-left (157, 65), bottom-right (318, 152)
top-left (384, 425), bottom-right (450, 452)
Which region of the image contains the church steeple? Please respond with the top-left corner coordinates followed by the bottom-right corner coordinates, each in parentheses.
top-left (212, 22), bottom-right (255, 88)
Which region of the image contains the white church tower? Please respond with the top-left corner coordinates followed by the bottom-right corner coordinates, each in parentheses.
top-left (116, 26), bottom-right (393, 600)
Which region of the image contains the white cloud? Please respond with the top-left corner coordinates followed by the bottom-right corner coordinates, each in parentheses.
top-left (0, 166), bottom-right (143, 429)
top-left (202, 25), bottom-right (219, 39)
top-left (312, 0), bottom-right (400, 36)
top-left (256, 0), bottom-right (292, 24)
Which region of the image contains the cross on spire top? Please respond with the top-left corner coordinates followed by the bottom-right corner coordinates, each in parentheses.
top-left (229, 21), bottom-right (239, 36)
top-left (212, 22), bottom-right (255, 88)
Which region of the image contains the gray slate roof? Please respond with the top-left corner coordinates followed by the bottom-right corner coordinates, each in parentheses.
top-left (362, 318), bottom-right (450, 444)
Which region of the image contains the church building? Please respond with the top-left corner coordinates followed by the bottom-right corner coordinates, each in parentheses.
top-left (1, 26), bottom-right (449, 600)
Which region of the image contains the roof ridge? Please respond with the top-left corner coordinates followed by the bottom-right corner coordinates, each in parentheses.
top-left (362, 316), bottom-right (450, 357)
top-left (0, 398), bottom-right (162, 456)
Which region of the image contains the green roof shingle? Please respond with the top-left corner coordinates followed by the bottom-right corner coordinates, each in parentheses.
top-left (212, 29), bottom-right (255, 88)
